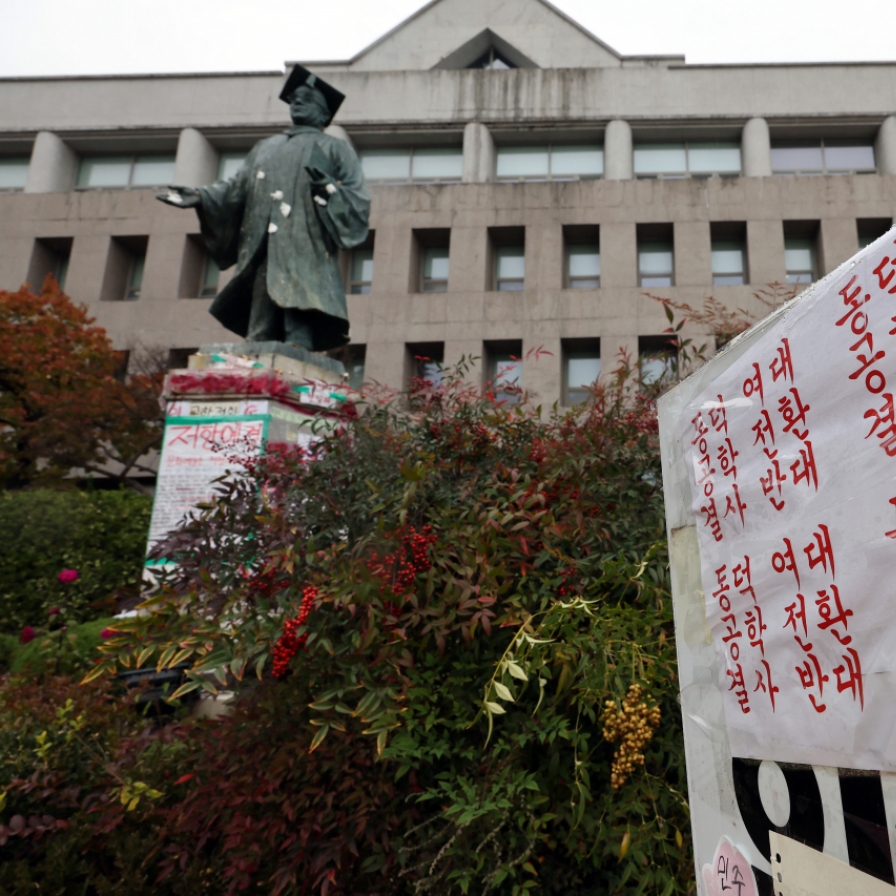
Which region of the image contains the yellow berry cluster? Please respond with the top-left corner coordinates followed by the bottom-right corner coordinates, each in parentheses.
top-left (602, 684), bottom-right (661, 790)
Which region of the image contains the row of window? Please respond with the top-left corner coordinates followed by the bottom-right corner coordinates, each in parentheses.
top-left (166, 336), bottom-right (674, 407)
top-left (347, 219), bottom-right (891, 294)
top-left (0, 137), bottom-right (881, 191)
top-left (28, 217), bottom-right (891, 302)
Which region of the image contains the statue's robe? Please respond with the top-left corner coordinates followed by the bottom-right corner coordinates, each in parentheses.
top-left (197, 125), bottom-right (370, 352)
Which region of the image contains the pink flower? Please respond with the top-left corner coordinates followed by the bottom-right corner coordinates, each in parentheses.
top-left (48, 607), bottom-right (60, 616)
top-left (100, 628), bottom-right (117, 640)
top-left (20, 626), bottom-right (35, 644)
top-left (58, 569), bottom-right (79, 584)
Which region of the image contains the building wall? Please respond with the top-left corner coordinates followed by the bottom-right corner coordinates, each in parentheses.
top-left (2, 44), bottom-right (896, 406)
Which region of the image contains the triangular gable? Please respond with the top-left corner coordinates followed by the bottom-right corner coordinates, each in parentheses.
top-left (332, 0), bottom-right (624, 71)
top-left (433, 28), bottom-right (539, 70)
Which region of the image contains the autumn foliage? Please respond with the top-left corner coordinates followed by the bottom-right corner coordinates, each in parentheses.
top-left (0, 276), bottom-right (163, 488)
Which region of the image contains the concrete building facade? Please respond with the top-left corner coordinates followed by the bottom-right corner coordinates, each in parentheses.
top-left (2, 0), bottom-right (896, 404)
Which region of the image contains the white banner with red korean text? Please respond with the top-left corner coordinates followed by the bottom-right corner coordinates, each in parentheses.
top-left (681, 228), bottom-right (896, 770)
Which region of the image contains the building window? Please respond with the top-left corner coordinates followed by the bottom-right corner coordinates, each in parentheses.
top-left (485, 341), bottom-right (523, 404)
top-left (359, 147), bottom-right (462, 185)
top-left (413, 229), bottom-right (450, 293)
top-left (858, 218), bottom-right (892, 249)
top-left (350, 247), bottom-right (374, 294)
top-left (562, 339), bottom-right (601, 405)
top-left (218, 152), bottom-right (248, 180)
top-left (496, 144), bottom-right (603, 181)
top-left (27, 237), bottom-right (73, 291)
top-left (563, 225), bottom-right (600, 289)
top-left (0, 156), bottom-right (29, 191)
top-left (639, 336), bottom-right (677, 385)
top-left (711, 242), bottom-right (746, 286)
top-left (167, 348), bottom-right (198, 370)
top-left (771, 141), bottom-right (876, 175)
top-left (406, 342), bottom-right (445, 388)
top-left (101, 236), bottom-right (149, 302)
top-left (634, 142), bottom-right (741, 178)
top-left (76, 154), bottom-right (176, 188)
top-left (468, 46), bottom-right (516, 69)
top-left (199, 257), bottom-right (220, 297)
top-left (785, 239), bottom-right (817, 284)
top-left (490, 228), bottom-right (525, 291)
top-left (421, 247), bottom-right (449, 292)
top-left (638, 225), bottom-right (674, 287)
top-left (125, 253), bottom-right (145, 299)
top-left (495, 246), bottom-right (525, 291)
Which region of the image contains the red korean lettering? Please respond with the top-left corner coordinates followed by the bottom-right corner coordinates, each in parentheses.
top-left (833, 648), bottom-right (865, 709)
top-left (803, 524), bottom-right (835, 578)
top-left (744, 605), bottom-right (766, 656)
top-left (760, 448), bottom-right (787, 511)
top-left (733, 555), bottom-right (755, 603)
top-left (769, 338), bottom-right (794, 383)
top-left (790, 441), bottom-right (819, 491)
top-left (700, 497), bottom-right (723, 542)
top-left (835, 276), bottom-right (872, 327)
top-left (816, 585), bottom-right (852, 645)
top-left (751, 409), bottom-right (775, 447)
top-left (717, 437), bottom-right (739, 480)
top-left (743, 363), bottom-right (764, 405)
top-left (691, 411), bottom-right (709, 444)
top-left (723, 483), bottom-right (747, 527)
top-left (721, 613), bottom-right (743, 660)
top-left (713, 565), bottom-right (731, 612)
top-left (794, 635), bottom-right (828, 713)
top-left (772, 537), bottom-right (801, 587)
top-left (727, 664), bottom-right (751, 714)
top-left (753, 659), bottom-right (779, 711)
top-left (864, 393), bottom-right (896, 457)
top-left (849, 331), bottom-right (887, 393)
top-left (887, 496), bottom-right (896, 540)
top-left (873, 252), bottom-right (896, 294)
top-left (778, 388), bottom-right (810, 440)
top-left (783, 593), bottom-right (807, 637)
top-left (708, 396), bottom-right (728, 435)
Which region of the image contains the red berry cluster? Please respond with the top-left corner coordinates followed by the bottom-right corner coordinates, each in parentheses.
top-left (367, 526), bottom-right (436, 599)
top-left (557, 567), bottom-right (578, 598)
top-left (272, 585), bottom-right (318, 679)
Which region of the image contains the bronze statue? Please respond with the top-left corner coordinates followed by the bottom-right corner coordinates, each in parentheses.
top-left (157, 65), bottom-right (370, 353)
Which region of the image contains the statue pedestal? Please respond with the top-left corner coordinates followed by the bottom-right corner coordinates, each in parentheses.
top-left (145, 343), bottom-right (352, 561)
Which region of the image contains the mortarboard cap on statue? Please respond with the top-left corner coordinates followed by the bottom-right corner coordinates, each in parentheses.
top-left (279, 64), bottom-right (345, 126)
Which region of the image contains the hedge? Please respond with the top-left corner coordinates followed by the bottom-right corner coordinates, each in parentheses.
top-left (0, 488), bottom-right (151, 633)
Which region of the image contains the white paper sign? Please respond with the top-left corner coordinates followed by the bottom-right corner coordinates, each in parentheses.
top-left (681, 231), bottom-right (896, 770)
top-left (148, 417), bottom-right (267, 549)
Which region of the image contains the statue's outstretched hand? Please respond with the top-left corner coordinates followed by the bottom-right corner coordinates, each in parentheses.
top-left (156, 186), bottom-right (201, 209)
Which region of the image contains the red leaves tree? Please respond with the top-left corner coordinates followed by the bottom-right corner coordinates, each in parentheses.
top-left (0, 276), bottom-right (163, 489)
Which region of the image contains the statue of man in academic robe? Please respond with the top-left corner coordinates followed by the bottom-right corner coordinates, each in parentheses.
top-left (157, 65), bottom-right (370, 353)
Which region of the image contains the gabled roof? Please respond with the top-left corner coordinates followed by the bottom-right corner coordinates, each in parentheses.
top-left (304, 0), bottom-right (637, 72)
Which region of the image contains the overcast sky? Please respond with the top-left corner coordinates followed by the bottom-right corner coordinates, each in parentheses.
top-left (2, 0), bottom-right (893, 78)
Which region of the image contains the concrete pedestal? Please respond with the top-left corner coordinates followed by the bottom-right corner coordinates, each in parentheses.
top-left (146, 343), bottom-right (351, 561)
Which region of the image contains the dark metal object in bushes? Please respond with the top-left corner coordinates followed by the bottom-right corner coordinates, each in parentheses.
top-left (117, 663), bottom-right (195, 714)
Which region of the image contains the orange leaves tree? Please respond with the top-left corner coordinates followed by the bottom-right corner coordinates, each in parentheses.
top-left (0, 277), bottom-right (163, 488)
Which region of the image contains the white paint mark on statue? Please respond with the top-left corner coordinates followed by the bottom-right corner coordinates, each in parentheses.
top-left (280, 202), bottom-right (291, 217)
top-left (268, 223), bottom-right (278, 233)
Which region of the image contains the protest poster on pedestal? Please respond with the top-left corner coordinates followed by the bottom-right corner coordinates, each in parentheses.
top-left (659, 229), bottom-right (896, 895)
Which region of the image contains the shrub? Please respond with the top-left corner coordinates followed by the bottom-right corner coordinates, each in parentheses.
top-left (9, 617), bottom-right (118, 676)
top-left (91, 363), bottom-right (692, 894)
top-left (0, 488), bottom-right (151, 631)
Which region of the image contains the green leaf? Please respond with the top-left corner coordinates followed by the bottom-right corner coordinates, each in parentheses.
top-left (309, 725), bottom-right (330, 753)
top-left (493, 680), bottom-right (514, 702)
